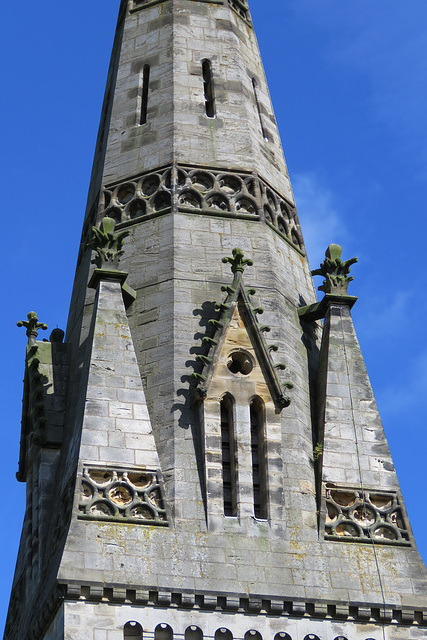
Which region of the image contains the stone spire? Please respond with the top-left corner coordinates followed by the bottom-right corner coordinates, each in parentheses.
top-left (5, 2), bottom-right (427, 640)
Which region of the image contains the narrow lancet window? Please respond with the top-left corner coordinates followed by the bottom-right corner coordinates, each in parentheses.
top-left (202, 59), bottom-right (216, 118)
top-left (252, 78), bottom-right (269, 141)
top-left (140, 65), bottom-right (150, 125)
top-left (221, 396), bottom-right (237, 516)
top-left (250, 397), bottom-right (267, 519)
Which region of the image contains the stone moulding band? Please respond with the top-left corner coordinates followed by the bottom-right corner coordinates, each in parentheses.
top-left (98, 163), bottom-right (305, 255)
top-left (15, 583), bottom-right (427, 640)
top-left (130, 0), bottom-right (172, 12)
top-left (56, 582), bottom-right (427, 626)
top-left (130, 0), bottom-right (252, 30)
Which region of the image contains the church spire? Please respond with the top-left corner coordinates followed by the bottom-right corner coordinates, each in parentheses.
top-left (6, 2), bottom-right (427, 639)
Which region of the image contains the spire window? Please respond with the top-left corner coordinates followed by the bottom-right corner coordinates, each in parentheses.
top-left (250, 397), bottom-right (267, 519)
top-left (140, 65), bottom-right (150, 125)
top-left (252, 78), bottom-right (270, 141)
top-left (202, 59), bottom-right (216, 118)
top-left (221, 395), bottom-right (237, 516)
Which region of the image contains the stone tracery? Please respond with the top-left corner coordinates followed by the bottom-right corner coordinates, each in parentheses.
top-left (98, 165), bottom-right (304, 254)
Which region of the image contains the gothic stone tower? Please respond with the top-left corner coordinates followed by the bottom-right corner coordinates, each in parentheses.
top-left (5, 1), bottom-right (427, 639)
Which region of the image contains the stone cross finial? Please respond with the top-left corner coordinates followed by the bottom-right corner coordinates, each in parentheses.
top-left (17, 312), bottom-right (48, 346)
top-left (312, 243), bottom-right (358, 295)
top-left (222, 247), bottom-right (253, 274)
top-left (88, 216), bottom-right (130, 270)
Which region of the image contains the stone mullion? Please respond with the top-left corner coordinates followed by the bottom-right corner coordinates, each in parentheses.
top-left (233, 402), bottom-right (254, 518)
top-left (203, 399), bottom-right (225, 526)
top-left (264, 407), bottom-right (283, 523)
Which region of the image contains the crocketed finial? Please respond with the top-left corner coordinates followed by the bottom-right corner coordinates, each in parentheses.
top-left (311, 244), bottom-right (358, 295)
top-left (222, 247), bottom-right (253, 274)
top-left (88, 216), bottom-right (130, 269)
top-left (17, 312), bottom-right (48, 346)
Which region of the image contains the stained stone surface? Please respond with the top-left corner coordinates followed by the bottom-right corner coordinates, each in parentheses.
top-left (5, 0), bottom-right (427, 639)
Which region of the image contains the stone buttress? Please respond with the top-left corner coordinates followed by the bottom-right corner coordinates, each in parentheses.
top-left (5, 2), bottom-right (427, 640)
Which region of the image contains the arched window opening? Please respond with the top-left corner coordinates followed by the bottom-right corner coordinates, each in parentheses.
top-left (140, 64), bottom-right (150, 125)
top-left (202, 59), bottom-right (216, 118)
top-left (244, 632), bottom-right (262, 640)
top-left (250, 397), bottom-right (267, 519)
top-left (274, 635), bottom-right (292, 640)
top-left (252, 78), bottom-right (270, 141)
top-left (155, 624), bottom-right (173, 640)
top-left (185, 627), bottom-right (203, 640)
top-left (221, 396), bottom-right (237, 516)
top-left (124, 621), bottom-right (143, 639)
top-left (215, 629), bottom-right (233, 640)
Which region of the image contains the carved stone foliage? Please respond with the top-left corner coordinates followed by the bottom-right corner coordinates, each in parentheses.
top-left (88, 216), bottom-right (130, 270)
top-left (312, 244), bottom-right (358, 295)
top-left (17, 311), bottom-right (48, 346)
top-left (98, 164), bottom-right (304, 253)
top-left (78, 466), bottom-right (168, 526)
top-left (324, 486), bottom-right (410, 545)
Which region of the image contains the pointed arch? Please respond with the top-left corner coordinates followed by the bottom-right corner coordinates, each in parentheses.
top-left (221, 394), bottom-right (237, 516)
top-left (250, 396), bottom-right (267, 519)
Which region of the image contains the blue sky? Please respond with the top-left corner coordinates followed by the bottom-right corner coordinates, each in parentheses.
top-left (2, 0), bottom-right (427, 631)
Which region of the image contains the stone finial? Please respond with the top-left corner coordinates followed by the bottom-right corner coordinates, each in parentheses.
top-left (222, 247), bottom-right (253, 274)
top-left (17, 312), bottom-right (48, 346)
top-left (312, 244), bottom-right (358, 295)
top-left (88, 216), bottom-right (130, 270)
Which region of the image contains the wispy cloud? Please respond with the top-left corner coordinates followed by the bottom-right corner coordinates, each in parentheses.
top-left (288, 0), bottom-right (427, 172)
top-left (377, 347), bottom-right (427, 419)
top-left (292, 172), bottom-right (348, 269)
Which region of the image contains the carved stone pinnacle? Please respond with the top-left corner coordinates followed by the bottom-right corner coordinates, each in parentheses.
top-left (17, 312), bottom-right (48, 346)
top-left (222, 247), bottom-right (253, 274)
top-left (312, 243), bottom-right (358, 295)
top-left (88, 216), bottom-right (130, 270)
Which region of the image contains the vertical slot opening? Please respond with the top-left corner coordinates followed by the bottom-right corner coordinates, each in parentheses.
top-left (140, 64), bottom-right (150, 125)
top-left (221, 395), bottom-right (237, 516)
top-left (250, 397), bottom-right (267, 519)
top-left (202, 59), bottom-right (216, 118)
top-left (252, 78), bottom-right (269, 141)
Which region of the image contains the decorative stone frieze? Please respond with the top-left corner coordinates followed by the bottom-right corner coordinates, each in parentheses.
top-left (227, 0), bottom-right (252, 26)
top-left (78, 466), bottom-right (168, 526)
top-left (98, 164), bottom-right (304, 253)
top-left (324, 485), bottom-right (410, 545)
top-left (131, 0), bottom-right (169, 10)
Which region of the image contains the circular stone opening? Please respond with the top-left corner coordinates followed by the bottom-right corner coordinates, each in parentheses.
top-left (108, 483), bottom-right (133, 506)
top-left (227, 351), bottom-right (254, 375)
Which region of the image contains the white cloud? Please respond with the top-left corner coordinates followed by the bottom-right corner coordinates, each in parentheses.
top-left (292, 172), bottom-right (348, 270)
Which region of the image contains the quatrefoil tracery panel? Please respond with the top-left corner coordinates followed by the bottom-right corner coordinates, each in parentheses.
top-left (79, 466), bottom-right (168, 525)
top-left (324, 485), bottom-right (410, 545)
top-left (99, 165), bottom-right (304, 253)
